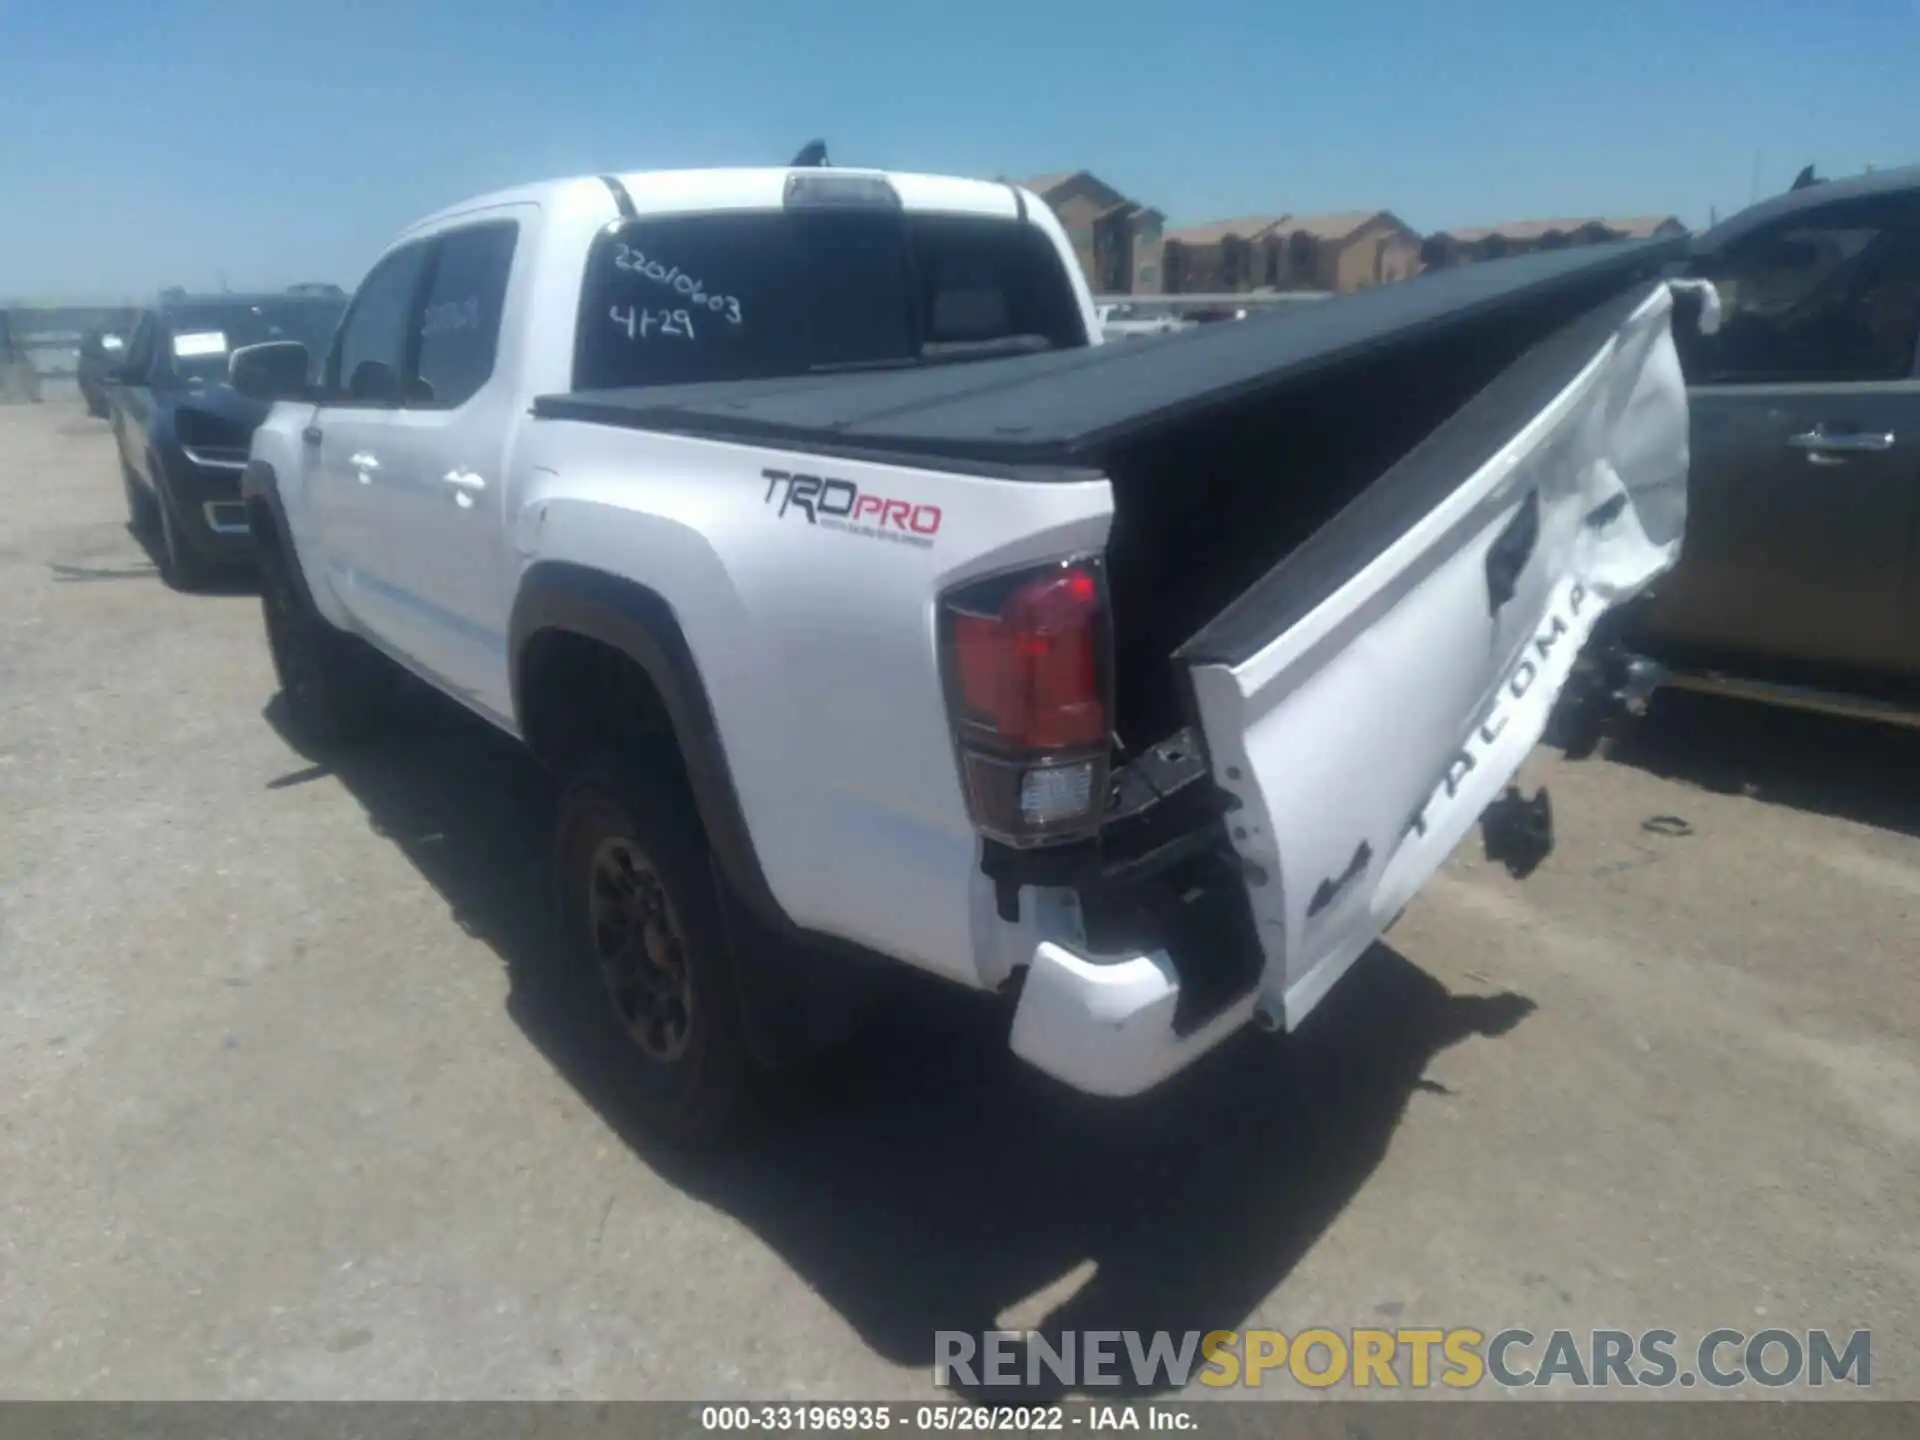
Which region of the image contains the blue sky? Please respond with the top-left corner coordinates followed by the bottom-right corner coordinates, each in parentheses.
top-left (1, 0), bottom-right (1912, 299)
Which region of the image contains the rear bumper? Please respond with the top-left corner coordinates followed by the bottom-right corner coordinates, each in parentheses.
top-left (1010, 941), bottom-right (1258, 1097)
top-left (988, 730), bottom-right (1270, 1097)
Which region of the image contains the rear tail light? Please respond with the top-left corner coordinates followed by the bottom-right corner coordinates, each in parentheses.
top-left (939, 558), bottom-right (1112, 848)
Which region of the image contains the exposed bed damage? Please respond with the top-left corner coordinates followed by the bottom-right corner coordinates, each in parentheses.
top-left (1188, 283), bottom-right (1689, 1034)
top-left (1013, 281), bottom-right (1692, 1093)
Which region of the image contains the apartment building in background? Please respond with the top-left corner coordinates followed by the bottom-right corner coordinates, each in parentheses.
top-left (1422, 215), bottom-right (1688, 268)
top-left (1157, 215), bottom-right (1283, 293)
top-left (1012, 172), bottom-right (1167, 295)
top-left (1012, 166), bottom-right (1687, 296)
top-left (1161, 211), bottom-right (1423, 294)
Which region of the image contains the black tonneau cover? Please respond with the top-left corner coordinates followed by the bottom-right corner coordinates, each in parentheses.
top-left (534, 237), bottom-right (1687, 473)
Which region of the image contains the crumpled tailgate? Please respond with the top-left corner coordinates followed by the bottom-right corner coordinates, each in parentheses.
top-left (1181, 281), bottom-right (1689, 1029)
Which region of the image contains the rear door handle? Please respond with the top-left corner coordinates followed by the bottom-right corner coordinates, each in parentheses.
top-left (1787, 428), bottom-right (1895, 455)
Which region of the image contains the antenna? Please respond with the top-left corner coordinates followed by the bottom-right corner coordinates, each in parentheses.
top-left (791, 139), bottom-right (829, 168)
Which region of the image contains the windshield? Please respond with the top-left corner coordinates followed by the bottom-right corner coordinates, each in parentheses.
top-left (163, 299), bottom-right (345, 385)
top-left (573, 208), bottom-right (1088, 390)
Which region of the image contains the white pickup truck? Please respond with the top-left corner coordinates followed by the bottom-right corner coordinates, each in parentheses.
top-left (232, 164), bottom-right (1693, 1142)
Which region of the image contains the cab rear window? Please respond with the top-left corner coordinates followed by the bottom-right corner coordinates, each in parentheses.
top-left (572, 209), bottom-right (1087, 390)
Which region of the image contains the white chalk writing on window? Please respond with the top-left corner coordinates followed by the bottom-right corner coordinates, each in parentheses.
top-left (422, 297), bottom-right (481, 337)
top-left (610, 305), bottom-right (697, 341)
top-left (613, 243), bottom-right (743, 325)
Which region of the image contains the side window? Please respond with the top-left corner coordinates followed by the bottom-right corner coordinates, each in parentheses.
top-left (1683, 220), bottom-right (1920, 384)
top-left (411, 222), bottom-right (518, 408)
top-left (327, 243), bottom-right (432, 405)
top-left (909, 216), bottom-right (1088, 352)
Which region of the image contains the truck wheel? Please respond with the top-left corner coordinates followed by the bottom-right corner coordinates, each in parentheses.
top-left (153, 472), bottom-right (216, 592)
top-left (553, 757), bottom-right (758, 1147)
top-left (257, 528), bottom-right (398, 745)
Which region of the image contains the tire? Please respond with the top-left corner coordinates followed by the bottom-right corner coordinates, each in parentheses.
top-left (152, 471), bottom-right (217, 592)
top-left (553, 755), bottom-right (760, 1147)
top-left (122, 458), bottom-right (158, 534)
top-left (257, 526), bottom-right (399, 746)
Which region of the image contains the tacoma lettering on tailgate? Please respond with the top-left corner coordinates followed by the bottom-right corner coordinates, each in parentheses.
top-left (1407, 582), bottom-right (1587, 840)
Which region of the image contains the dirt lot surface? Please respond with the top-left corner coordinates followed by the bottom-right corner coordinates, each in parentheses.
top-left (2, 401), bottom-right (1916, 1401)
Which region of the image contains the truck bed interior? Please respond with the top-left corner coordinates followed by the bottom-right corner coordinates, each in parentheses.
top-left (1097, 268), bottom-right (1670, 753)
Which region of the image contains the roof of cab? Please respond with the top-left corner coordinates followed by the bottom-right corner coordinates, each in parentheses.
top-left (401, 166), bottom-right (1026, 237)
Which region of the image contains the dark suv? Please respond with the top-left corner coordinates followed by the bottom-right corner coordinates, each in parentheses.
top-left (77, 327), bottom-right (131, 417)
top-left (107, 292), bottom-right (344, 588)
top-left (1614, 165), bottom-right (1920, 727)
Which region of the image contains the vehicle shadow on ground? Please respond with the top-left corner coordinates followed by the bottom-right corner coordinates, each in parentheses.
top-left (54, 411), bottom-right (111, 439)
top-left (265, 696), bottom-right (1536, 1398)
top-left (1598, 690), bottom-right (1920, 840)
top-left (122, 520), bottom-right (260, 595)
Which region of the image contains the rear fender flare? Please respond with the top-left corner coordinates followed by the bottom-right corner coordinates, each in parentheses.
top-left (507, 561), bottom-right (788, 935)
top-left (510, 563), bottom-right (891, 1069)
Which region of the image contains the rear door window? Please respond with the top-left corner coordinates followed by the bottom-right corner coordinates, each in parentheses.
top-left (412, 221), bottom-right (518, 407)
top-left (573, 210), bottom-right (1086, 390)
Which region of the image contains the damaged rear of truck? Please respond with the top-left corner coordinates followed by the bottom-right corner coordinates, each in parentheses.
top-left (531, 232), bottom-right (1692, 1100)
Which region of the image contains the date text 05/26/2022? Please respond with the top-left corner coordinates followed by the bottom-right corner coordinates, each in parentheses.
top-left (699, 1405), bottom-right (1192, 1432)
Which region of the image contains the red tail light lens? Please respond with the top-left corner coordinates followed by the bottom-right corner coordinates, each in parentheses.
top-left (940, 560), bottom-right (1112, 848)
top-left (952, 568), bottom-right (1106, 749)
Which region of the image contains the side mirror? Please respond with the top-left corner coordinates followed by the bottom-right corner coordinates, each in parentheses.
top-left (230, 341), bottom-right (312, 402)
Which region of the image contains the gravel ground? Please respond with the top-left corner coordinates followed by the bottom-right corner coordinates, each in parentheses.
top-left (1, 400), bottom-right (1915, 1401)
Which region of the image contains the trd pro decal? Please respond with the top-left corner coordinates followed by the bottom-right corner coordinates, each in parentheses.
top-left (762, 469), bottom-right (943, 550)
